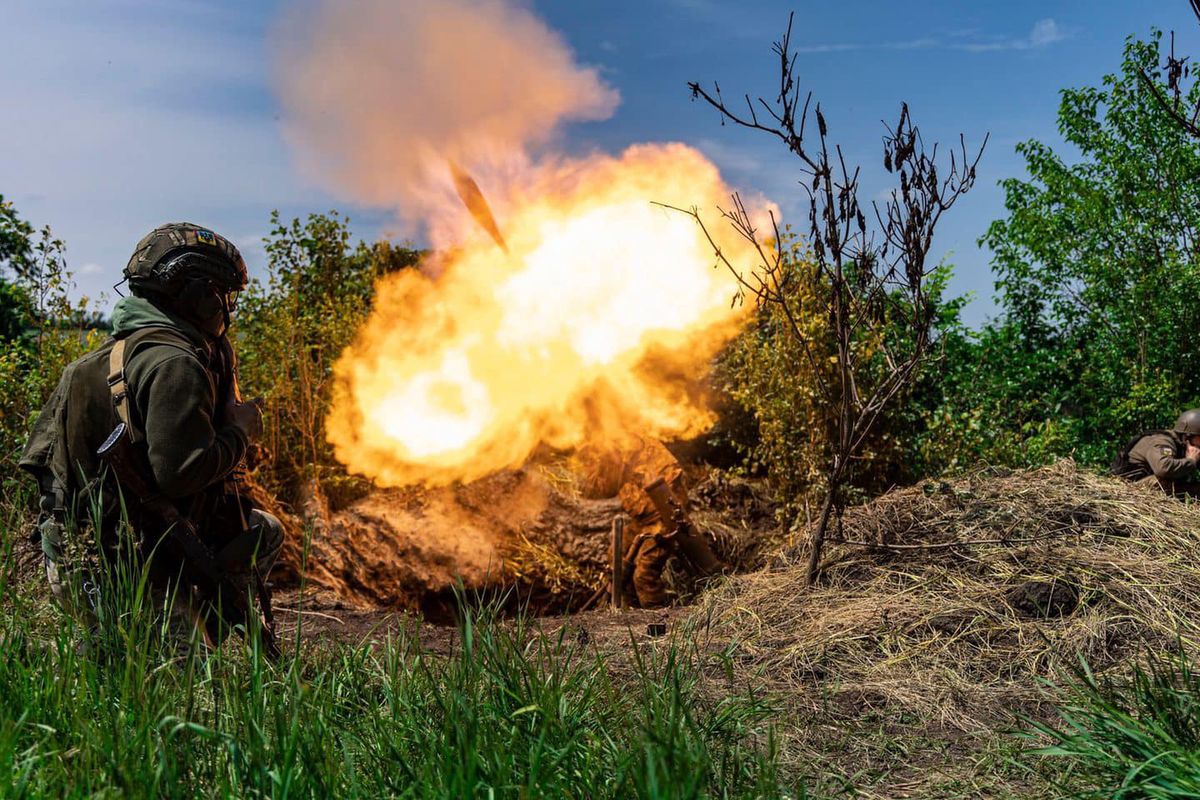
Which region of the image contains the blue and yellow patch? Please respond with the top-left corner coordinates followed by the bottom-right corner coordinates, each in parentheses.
top-left (196, 229), bottom-right (217, 246)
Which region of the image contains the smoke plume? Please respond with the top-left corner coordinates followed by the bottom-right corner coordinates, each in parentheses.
top-left (274, 0), bottom-right (619, 238)
top-left (273, 0), bottom-right (775, 487)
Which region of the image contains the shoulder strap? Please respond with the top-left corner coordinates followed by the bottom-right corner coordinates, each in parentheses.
top-left (107, 337), bottom-right (135, 441)
top-left (107, 326), bottom-right (206, 444)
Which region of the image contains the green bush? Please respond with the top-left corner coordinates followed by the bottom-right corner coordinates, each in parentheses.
top-left (917, 32), bottom-right (1200, 473)
top-left (718, 240), bottom-right (833, 511)
top-left (719, 232), bottom-right (965, 513)
top-left (234, 211), bottom-right (421, 508)
top-left (0, 200), bottom-right (105, 499)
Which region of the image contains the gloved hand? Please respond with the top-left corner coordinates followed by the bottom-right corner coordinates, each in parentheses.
top-left (226, 397), bottom-right (264, 441)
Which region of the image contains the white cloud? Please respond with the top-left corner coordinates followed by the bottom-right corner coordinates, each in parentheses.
top-left (793, 19), bottom-right (1068, 56)
top-left (1029, 19), bottom-right (1065, 48)
top-left (0, 1), bottom-right (335, 308)
top-left (957, 19), bottom-right (1068, 52)
top-left (793, 42), bottom-right (865, 54)
top-left (795, 37), bottom-right (940, 54)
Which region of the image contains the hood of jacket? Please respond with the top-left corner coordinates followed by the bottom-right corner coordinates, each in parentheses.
top-left (109, 295), bottom-right (210, 349)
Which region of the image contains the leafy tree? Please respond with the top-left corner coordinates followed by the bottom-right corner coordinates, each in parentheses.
top-left (907, 317), bottom-right (1075, 474)
top-left (0, 274), bottom-right (32, 342)
top-left (964, 32), bottom-right (1200, 466)
top-left (0, 194), bottom-right (33, 277)
top-left (0, 197), bottom-right (35, 342)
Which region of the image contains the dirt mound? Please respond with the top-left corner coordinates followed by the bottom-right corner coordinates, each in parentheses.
top-left (280, 444), bottom-right (781, 616)
top-left (282, 467), bottom-right (615, 616)
top-left (698, 460), bottom-right (1200, 737)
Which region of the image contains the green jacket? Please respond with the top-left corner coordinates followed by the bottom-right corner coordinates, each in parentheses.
top-left (20, 296), bottom-right (248, 515)
top-left (1127, 431), bottom-right (1198, 484)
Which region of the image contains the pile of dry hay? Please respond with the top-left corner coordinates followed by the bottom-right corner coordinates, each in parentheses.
top-left (697, 460), bottom-right (1200, 733)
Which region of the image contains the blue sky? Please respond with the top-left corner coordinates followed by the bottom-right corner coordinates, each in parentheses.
top-left (2, 0), bottom-right (1197, 325)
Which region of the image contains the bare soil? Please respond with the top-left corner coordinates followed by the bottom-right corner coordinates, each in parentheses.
top-left (271, 593), bottom-right (688, 660)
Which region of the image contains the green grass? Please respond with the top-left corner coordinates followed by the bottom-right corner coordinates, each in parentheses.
top-left (0, 510), bottom-right (802, 799)
top-left (18, 482), bottom-right (1195, 799)
top-left (1029, 645), bottom-right (1200, 799)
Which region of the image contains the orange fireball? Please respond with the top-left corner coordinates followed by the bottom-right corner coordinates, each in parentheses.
top-left (326, 143), bottom-right (769, 486)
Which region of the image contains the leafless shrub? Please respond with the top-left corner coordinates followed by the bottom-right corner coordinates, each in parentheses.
top-left (670, 13), bottom-right (986, 585)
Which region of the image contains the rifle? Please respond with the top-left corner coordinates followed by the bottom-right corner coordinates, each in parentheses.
top-left (97, 422), bottom-right (281, 660)
top-left (217, 333), bottom-right (279, 653)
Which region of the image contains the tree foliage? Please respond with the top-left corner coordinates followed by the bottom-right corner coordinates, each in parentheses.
top-left (0, 200), bottom-right (104, 489)
top-left (719, 31), bottom-right (1200, 505)
top-left (0, 194), bottom-right (34, 278)
top-left (721, 236), bottom-right (968, 517)
top-left (927, 32), bottom-right (1200, 469)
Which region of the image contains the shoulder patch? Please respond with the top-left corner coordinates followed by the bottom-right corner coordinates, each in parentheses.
top-left (1162, 446), bottom-right (1175, 457)
top-left (196, 229), bottom-right (216, 245)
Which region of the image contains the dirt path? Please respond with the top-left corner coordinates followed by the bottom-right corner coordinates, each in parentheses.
top-left (273, 588), bottom-right (690, 657)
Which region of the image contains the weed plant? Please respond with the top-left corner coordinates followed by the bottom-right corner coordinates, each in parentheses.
top-left (1031, 645), bottom-right (1200, 799)
top-left (0, 512), bottom-right (799, 799)
top-left (235, 212), bottom-right (421, 509)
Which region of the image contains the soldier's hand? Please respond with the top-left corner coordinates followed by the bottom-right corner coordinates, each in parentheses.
top-left (227, 397), bottom-right (264, 441)
top-left (1186, 443), bottom-right (1200, 465)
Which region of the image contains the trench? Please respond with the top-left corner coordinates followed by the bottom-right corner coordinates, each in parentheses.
top-left (269, 442), bottom-right (779, 622)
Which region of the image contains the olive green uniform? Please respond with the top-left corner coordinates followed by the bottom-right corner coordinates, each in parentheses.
top-left (1125, 431), bottom-right (1200, 495)
top-left (19, 295), bottom-right (280, 653)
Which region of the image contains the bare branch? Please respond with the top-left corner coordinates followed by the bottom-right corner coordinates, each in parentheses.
top-left (680, 15), bottom-right (986, 586)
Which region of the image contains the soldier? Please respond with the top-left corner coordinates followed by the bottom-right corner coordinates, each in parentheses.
top-left (19, 222), bottom-right (282, 656)
top-left (607, 438), bottom-right (723, 607)
top-left (1112, 409), bottom-right (1200, 495)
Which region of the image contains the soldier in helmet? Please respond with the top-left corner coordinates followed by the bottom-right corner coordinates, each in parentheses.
top-left (19, 222), bottom-right (282, 656)
top-left (1112, 409), bottom-right (1200, 495)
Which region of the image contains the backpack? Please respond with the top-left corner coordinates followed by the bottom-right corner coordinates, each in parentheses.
top-left (19, 326), bottom-right (205, 528)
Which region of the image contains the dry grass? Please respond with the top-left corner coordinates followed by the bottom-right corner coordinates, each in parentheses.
top-left (694, 460), bottom-right (1200, 794)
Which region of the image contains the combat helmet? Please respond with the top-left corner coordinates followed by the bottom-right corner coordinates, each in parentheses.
top-left (1174, 409), bottom-right (1200, 436)
top-left (124, 222), bottom-right (247, 298)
